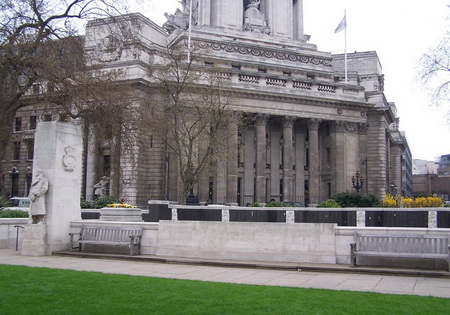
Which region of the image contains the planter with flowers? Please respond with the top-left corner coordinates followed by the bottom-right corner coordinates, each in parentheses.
top-left (99, 203), bottom-right (142, 222)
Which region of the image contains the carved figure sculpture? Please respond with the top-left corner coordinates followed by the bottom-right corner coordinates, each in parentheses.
top-left (94, 176), bottom-right (109, 198)
top-left (243, 0), bottom-right (271, 34)
top-left (28, 170), bottom-right (49, 224)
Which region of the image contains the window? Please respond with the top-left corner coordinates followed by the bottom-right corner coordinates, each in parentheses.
top-left (30, 116), bottom-right (37, 130)
top-left (47, 82), bottom-right (55, 93)
top-left (204, 61), bottom-right (214, 66)
top-left (32, 84), bottom-right (40, 94)
top-left (232, 65), bottom-right (241, 71)
top-left (27, 140), bottom-right (34, 160)
top-left (59, 114), bottom-right (68, 122)
top-left (15, 117), bottom-right (22, 132)
top-left (258, 68), bottom-right (267, 74)
top-left (13, 142), bottom-right (20, 160)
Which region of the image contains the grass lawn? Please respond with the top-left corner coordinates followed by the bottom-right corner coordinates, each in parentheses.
top-left (0, 265), bottom-right (449, 314)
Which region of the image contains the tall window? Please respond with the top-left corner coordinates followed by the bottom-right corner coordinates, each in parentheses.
top-left (29, 116), bottom-right (37, 130)
top-left (13, 142), bottom-right (21, 160)
top-left (27, 140), bottom-right (34, 160)
top-left (15, 117), bottom-right (22, 132)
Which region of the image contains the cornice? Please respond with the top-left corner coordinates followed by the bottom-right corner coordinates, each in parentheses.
top-left (194, 39), bottom-right (332, 68)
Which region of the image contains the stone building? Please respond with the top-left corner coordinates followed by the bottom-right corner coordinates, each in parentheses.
top-left (3, 0), bottom-right (411, 206)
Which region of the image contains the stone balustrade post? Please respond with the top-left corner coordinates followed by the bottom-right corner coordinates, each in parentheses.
top-left (171, 207), bottom-right (178, 221)
top-left (286, 210), bottom-right (295, 223)
top-left (356, 210), bottom-right (366, 227)
top-left (428, 210), bottom-right (437, 228)
top-left (222, 209), bottom-right (230, 222)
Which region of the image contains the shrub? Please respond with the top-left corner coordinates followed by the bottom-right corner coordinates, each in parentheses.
top-left (0, 196), bottom-right (12, 209)
top-left (383, 194), bottom-right (398, 208)
top-left (317, 199), bottom-right (341, 208)
top-left (0, 210), bottom-right (28, 218)
top-left (266, 201), bottom-right (292, 207)
top-left (400, 197), bottom-right (415, 208)
top-left (248, 202), bottom-right (262, 207)
top-left (426, 196), bottom-right (444, 207)
top-left (332, 192), bottom-right (380, 208)
top-left (80, 196), bottom-right (119, 209)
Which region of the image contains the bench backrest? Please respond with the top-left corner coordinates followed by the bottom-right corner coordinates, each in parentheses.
top-left (80, 226), bottom-right (143, 242)
top-left (355, 234), bottom-right (449, 254)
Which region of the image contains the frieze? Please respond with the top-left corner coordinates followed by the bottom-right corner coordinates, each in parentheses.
top-left (195, 40), bottom-right (332, 67)
top-left (330, 121), bottom-right (360, 133)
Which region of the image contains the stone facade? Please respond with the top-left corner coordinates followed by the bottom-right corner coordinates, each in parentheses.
top-left (3, 1), bottom-right (412, 205)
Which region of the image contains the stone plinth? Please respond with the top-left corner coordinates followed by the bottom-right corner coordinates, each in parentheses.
top-left (100, 208), bottom-right (143, 222)
top-left (21, 122), bottom-right (82, 256)
top-left (21, 224), bottom-right (47, 256)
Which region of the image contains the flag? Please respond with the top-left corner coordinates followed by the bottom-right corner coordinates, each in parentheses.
top-left (334, 15), bottom-right (347, 33)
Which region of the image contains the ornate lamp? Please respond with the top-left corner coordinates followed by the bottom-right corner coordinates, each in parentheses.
top-left (351, 171), bottom-right (364, 193)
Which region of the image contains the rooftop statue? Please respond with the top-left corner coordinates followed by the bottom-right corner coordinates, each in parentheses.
top-left (243, 0), bottom-right (271, 34)
top-left (163, 0), bottom-right (198, 34)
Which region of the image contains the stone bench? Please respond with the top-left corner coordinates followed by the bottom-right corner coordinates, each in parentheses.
top-left (350, 233), bottom-right (450, 271)
top-left (70, 225), bottom-right (143, 255)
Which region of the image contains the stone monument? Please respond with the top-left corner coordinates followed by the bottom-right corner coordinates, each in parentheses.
top-left (21, 121), bottom-right (82, 256)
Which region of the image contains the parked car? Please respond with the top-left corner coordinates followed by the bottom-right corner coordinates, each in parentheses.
top-left (283, 201), bottom-right (305, 207)
top-left (5, 197), bottom-right (30, 211)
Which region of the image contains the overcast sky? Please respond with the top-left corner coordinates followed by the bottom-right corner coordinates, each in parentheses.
top-left (137, 0), bottom-right (450, 162)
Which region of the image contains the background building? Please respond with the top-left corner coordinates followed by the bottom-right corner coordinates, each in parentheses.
top-left (2, 0), bottom-right (412, 205)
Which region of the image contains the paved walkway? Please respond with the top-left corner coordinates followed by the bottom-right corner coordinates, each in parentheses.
top-left (1, 249), bottom-right (449, 298)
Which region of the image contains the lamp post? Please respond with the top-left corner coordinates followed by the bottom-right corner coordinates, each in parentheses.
top-left (9, 166), bottom-right (19, 197)
top-left (390, 182), bottom-right (398, 195)
top-left (351, 171), bottom-right (364, 193)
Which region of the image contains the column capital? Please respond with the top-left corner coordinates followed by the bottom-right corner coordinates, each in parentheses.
top-left (330, 120), bottom-right (346, 133)
top-left (282, 116), bottom-right (297, 128)
top-left (256, 113), bottom-right (270, 126)
top-left (307, 118), bottom-right (322, 130)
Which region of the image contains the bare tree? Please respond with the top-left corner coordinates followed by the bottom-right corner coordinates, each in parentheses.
top-left (418, 30), bottom-right (450, 109)
top-left (143, 48), bottom-right (240, 203)
top-left (0, 0), bottom-right (143, 196)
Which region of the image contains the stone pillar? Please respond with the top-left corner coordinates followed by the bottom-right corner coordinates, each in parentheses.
top-left (282, 116), bottom-right (296, 201)
top-left (307, 119), bottom-right (321, 205)
top-left (243, 128), bottom-right (255, 204)
top-left (227, 117), bottom-right (239, 205)
top-left (255, 114), bottom-right (269, 203)
top-left (197, 0), bottom-right (212, 26)
top-left (330, 121), bottom-right (345, 196)
top-left (293, 0), bottom-right (304, 41)
top-left (264, 0), bottom-right (294, 39)
top-left (366, 112), bottom-right (388, 199)
top-left (210, 0), bottom-right (243, 30)
top-left (21, 122), bottom-right (82, 256)
top-left (390, 144), bottom-right (403, 196)
top-left (295, 124), bottom-right (306, 201)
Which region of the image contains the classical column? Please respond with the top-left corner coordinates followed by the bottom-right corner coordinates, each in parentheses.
top-left (330, 121), bottom-right (346, 195)
top-left (307, 118), bottom-right (321, 205)
top-left (227, 115), bottom-right (239, 205)
top-left (282, 116), bottom-right (296, 201)
top-left (255, 114), bottom-right (269, 203)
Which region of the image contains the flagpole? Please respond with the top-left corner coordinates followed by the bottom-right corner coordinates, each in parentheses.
top-left (344, 10), bottom-right (348, 84)
top-left (187, 0), bottom-right (193, 63)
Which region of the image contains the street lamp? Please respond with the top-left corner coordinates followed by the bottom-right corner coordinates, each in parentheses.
top-left (8, 166), bottom-right (19, 197)
top-left (390, 182), bottom-right (397, 195)
top-left (352, 171), bottom-right (364, 193)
